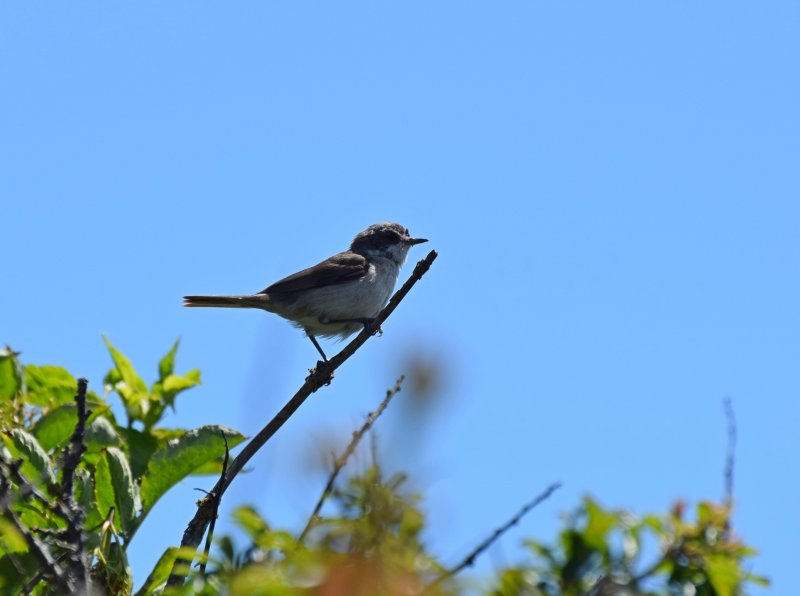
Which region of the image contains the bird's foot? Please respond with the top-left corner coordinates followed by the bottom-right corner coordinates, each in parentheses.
top-left (307, 359), bottom-right (334, 387)
top-left (364, 318), bottom-right (382, 336)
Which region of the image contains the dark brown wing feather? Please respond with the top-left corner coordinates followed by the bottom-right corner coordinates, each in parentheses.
top-left (259, 251), bottom-right (368, 295)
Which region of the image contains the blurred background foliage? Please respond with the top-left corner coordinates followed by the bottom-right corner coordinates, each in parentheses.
top-left (0, 344), bottom-right (766, 594)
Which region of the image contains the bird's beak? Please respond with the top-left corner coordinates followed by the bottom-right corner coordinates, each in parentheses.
top-left (407, 237), bottom-right (428, 245)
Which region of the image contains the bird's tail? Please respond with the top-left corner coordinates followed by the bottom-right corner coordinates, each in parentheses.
top-left (183, 294), bottom-right (270, 309)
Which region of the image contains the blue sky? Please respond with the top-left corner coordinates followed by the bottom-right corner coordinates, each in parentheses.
top-left (2, 2), bottom-right (798, 591)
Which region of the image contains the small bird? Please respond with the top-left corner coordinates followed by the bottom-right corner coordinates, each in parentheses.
top-left (184, 222), bottom-right (427, 361)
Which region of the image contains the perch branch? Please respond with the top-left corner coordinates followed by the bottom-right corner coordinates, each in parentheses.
top-left (166, 249), bottom-right (437, 586)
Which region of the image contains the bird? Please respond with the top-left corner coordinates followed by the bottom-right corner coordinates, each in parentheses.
top-left (184, 222), bottom-right (428, 362)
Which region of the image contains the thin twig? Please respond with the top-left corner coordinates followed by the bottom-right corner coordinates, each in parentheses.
top-left (723, 397), bottom-right (736, 507)
top-left (0, 458), bottom-right (61, 516)
top-left (427, 482), bottom-right (562, 590)
top-left (166, 250), bottom-right (438, 587)
top-left (20, 551), bottom-right (71, 595)
top-left (199, 433), bottom-right (230, 576)
top-left (2, 507), bottom-right (68, 589)
top-left (0, 456), bottom-right (71, 590)
top-left (297, 375), bottom-right (405, 543)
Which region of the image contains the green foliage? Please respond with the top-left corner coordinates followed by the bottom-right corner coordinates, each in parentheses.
top-left (103, 337), bottom-right (201, 431)
top-left (190, 465), bottom-right (450, 595)
top-left (489, 497), bottom-right (768, 595)
top-left (140, 425), bottom-right (239, 513)
top-left (180, 473), bottom-right (767, 595)
top-left (0, 340), bottom-right (245, 594)
top-left (0, 342), bottom-right (768, 595)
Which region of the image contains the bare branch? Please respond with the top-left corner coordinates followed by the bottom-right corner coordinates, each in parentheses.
top-left (723, 397), bottom-right (736, 507)
top-left (60, 378), bottom-right (90, 501)
top-left (298, 375), bottom-right (405, 544)
top-left (59, 378), bottom-right (92, 591)
top-left (199, 433), bottom-right (230, 576)
top-left (427, 482), bottom-right (562, 590)
top-left (166, 250), bottom-right (437, 587)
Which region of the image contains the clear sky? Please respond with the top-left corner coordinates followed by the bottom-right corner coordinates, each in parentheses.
top-left (2, 2), bottom-right (798, 592)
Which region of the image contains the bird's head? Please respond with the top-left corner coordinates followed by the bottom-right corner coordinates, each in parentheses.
top-left (350, 222), bottom-right (428, 265)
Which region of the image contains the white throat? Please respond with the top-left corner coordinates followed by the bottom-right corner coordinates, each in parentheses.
top-left (361, 243), bottom-right (411, 266)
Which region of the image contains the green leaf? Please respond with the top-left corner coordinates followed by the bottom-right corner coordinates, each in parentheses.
top-left (188, 456), bottom-right (229, 476)
top-left (0, 552), bottom-right (37, 593)
top-left (75, 467), bottom-right (102, 530)
top-left (706, 553), bottom-right (741, 596)
top-left (32, 403), bottom-right (78, 451)
top-left (118, 428), bottom-right (163, 479)
top-left (17, 499), bottom-right (58, 531)
top-left (233, 505), bottom-right (269, 540)
top-left (100, 447), bottom-right (140, 537)
top-left (94, 454), bottom-right (116, 527)
top-left (4, 429), bottom-right (56, 484)
top-left (103, 337), bottom-right (148, 395)
top-left (749, 574), bottom-right (771, 587)
top-left (0, 348), bottom-right (24, 399)
top-left (584, 498), bottom-right (617, 552)
top-left (24, 365), bottom-right (77, 407)
top-left (158, 339), bottom-right (180, 381)
top-left (134, 546), bottom-right (201, 596)
top-left (697, 501), bottom-right (713, 525)
top-left (0, 518), bottom-right (28, 553)
top-left (152, 369), bottom-right (201, 418)
top-left (139, 425), bottom-right (245, 513)
top-left (85, 417), bottom-right (120, 450)
top-left (33, 402), bottom-right (112, 453)
top-left (162, 370), bottom-right (201, 395)
top-left (103, 336), bottom-right (150, 422)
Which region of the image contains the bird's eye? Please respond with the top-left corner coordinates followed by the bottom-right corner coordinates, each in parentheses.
top-left (404, 228), bottom-right (409, 236)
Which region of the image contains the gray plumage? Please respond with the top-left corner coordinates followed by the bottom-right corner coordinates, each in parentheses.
top-left (184, 222), bottom-right (427, 360)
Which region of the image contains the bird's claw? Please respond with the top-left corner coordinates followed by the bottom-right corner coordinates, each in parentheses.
top-left (362, 319), bottom-right (382, 336)
top-left (307, 360), bottom-right (334, 387)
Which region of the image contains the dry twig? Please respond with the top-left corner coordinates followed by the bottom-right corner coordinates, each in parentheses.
top-left (199, 433), bottom-right (230, 576)
top-left (723, 397), bottom-right (736, 507)
top-left (427, 482), bottom-right (562, 590)
top-left (297, 375), bottom-right (405, 543)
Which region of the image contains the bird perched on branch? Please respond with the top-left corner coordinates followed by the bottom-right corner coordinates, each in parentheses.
top-left (184, 222), bottom-right (427, 361)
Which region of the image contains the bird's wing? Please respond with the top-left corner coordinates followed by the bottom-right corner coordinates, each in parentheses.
top-left (259, 251), bottom-right (368, 294)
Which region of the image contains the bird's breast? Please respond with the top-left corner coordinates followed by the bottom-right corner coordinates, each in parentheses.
top-left (271, 258), bottom-right (400, 339)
